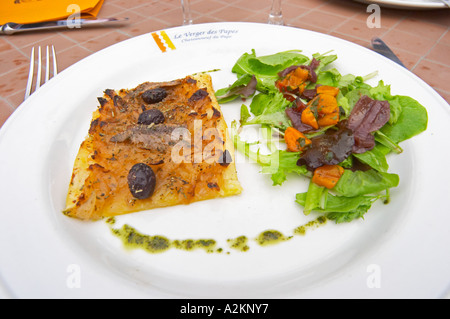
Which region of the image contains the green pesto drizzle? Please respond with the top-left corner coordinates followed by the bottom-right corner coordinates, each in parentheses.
top-left (110, 222), bottom-right (218, 254)
top-left (192, 69), bottom-right (221, 75)
top-left (227, 235), bottom-right (250, 252)
top-left (107, 216), bottom-right (328, 254)
top-left (294, 216), bottom-right (327, 236)
top-left (255, 230), bottom-right (292, 246)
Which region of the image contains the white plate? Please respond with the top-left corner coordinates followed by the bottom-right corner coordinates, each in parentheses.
top-left (1, 22), bottom-right (449, 299)
top-left (354, 0), bottom-right (448, 9)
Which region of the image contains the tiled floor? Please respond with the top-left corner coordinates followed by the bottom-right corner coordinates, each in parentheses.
top-left (0, 0), bottom-right (449, 128)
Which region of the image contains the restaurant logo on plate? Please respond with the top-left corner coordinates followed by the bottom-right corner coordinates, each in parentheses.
top-left (151, 31), bottom-right (177, 53)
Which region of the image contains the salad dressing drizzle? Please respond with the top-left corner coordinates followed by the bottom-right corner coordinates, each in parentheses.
top-left (107, 216), bottom-right (327, 254)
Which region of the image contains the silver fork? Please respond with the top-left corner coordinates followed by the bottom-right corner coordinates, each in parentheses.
top-left (24, 45), bottom-right (58, 100)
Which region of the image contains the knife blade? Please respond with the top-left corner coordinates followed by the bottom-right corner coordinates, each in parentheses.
top-left (0, 17), bottom-right (128, 35)
top-left (371, 37), bottom-right (405, 68)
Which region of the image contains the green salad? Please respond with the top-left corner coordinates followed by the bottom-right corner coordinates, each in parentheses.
top-left (216, 49), bottom-right (428, 223)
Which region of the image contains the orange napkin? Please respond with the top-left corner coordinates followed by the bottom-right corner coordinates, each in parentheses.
top-left (0, 0), bottom-right (104, 25)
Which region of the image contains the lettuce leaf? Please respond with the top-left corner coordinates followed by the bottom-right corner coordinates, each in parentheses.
top-left (232, 49), bottom-right (309, 77)
top-left (296, 182), bottom-right (385, 223)
top-left (244, 91), bottom-right (292, 129)
top-left (334, 169), bottom-right (399, 197)
top-left (261, 150), bottom-right (309, 186)
top-left (230, 121), bottom-right (308, 186)
top-left (215, 74), bottom-right (257, 103)
top-left (246, 50), bottom-right (309, 75)
top-left (379, 95), bottom-right (428, 144)
top-left (352, 144), bottom-right (390, 172)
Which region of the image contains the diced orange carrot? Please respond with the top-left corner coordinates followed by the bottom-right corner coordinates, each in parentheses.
top-left (312, 165), bottom-right (345, 189)
top-left (315, 94), bottom-right (340, 127)
top-left (316, 85), bottom-right (340, 97)
top-left (276, 68), bottom-right (309, 94)
top-left (292, 67), bottom-right (309, 82)
top-left (317, 94), bottom-right (338, 114)
top-left (317, 112), bottom-right (339, 127)
top-left (301, 107), bottom-right (319, 129)
top-left (284, 127), bottom-right (311, 152)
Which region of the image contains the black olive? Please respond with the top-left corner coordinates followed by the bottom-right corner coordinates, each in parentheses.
top-left (188, 89), bottom-right (209, 102)
top-left (142, 88), bottom-right (167, 104)
top-left (127, 163), bottom-right (156, 199)
top-left (137, 109), bottom-right (165, 125)
top-left (219, 149), bottom-right (232, 167)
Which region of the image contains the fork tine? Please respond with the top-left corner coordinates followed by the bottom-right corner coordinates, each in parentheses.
top-left (45, 46), bottom-right (50, 83)
top-left (52, 45), bottom-right (58, 76)
top-left (35, 46), bottom-right (42, 91)
top-left (24, 45), bottom-right (58, 101)
top-left (24, 47), bottom-right (35, 100)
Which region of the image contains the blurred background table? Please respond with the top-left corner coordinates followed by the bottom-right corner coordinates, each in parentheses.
top-left (0, 0), bottom-right (449, 127)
